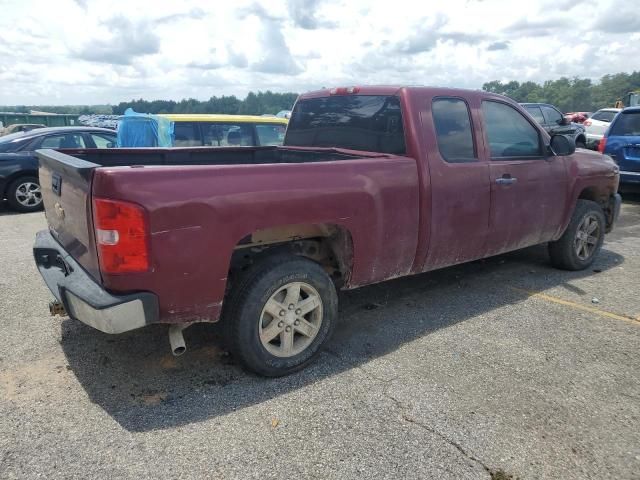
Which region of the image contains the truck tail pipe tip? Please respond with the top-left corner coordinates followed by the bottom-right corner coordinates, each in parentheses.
top-left (49, 300), bottom-right (66, 317)
top-left (168, 324), bottom-right (189, 356)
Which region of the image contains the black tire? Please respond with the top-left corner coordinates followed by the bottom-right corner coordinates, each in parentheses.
top-left (6, 176), bottom-right (43, 213)
top-left (549, 200), bottom-right (605, 270)
top-left (223, 254), bottom-right (338, 377)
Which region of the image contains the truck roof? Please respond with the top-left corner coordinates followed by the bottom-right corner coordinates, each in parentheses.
top-left (297, 85), bottom-right (500, 101)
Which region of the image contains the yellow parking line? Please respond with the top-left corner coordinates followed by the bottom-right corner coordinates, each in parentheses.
top-left (510, 287), bottom-right (640, 326)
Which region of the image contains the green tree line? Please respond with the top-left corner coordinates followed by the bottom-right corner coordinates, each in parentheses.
top-left (113, 91), bottom-right (299, 115)
top-left (482, 71), bottom-right (640, 112)
top-left (2, 72), bottom-right (639, 115)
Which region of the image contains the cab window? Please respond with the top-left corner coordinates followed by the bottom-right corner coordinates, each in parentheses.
top-left (256, 124), bottom-right (286, 146)
top-left (482, 101), bottom-right (542, 159)
top-left (432, 97), bottom-right (476, 163)
top-left (201, 123), bottom-right (254, 146)
top-left (524, 105), bottom-right (545, 124)
top-left (174, 123), bottom-right (202, 147)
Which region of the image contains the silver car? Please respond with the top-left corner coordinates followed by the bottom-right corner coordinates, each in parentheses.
top-left (584, 108), bottom-right (621, 149)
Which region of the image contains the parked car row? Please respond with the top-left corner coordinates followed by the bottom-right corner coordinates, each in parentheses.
top-left (520, 103), bottom-right (587, 148)
top-left (0, 127), bottom-right (116, 212)
top-left (598, 106), bottom-right (640, 185)
top-left (584, 108), bottom-right (622, 149)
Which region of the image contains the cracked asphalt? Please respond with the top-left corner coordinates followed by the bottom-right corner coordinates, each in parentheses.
top-left (1, 194), bottom-right (639, 479)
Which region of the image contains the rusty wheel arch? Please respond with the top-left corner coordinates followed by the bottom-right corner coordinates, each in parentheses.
top-left (230, 224), bottom-right (354, 289)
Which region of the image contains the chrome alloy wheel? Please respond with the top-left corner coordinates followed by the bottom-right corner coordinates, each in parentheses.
top-left (575, 213), bottom-right (600, 261)
top-left (15, 181), bottom-right (42, 207)
top-left (259, 282), bottom-right (323, 358)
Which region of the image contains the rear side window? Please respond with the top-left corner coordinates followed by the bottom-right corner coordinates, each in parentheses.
top-left (591, 110), bottom-right (618, 123)
top-left (256, 124), bottom-right (287, 146)
top-left (482, 101), bottom-right (542, 159)
top-left (524, 106), bottom-right (545, 124)
top-left (201, 123), bottom-right (254, 146)
top-left (39, 134), bottom-right (86, 149)
top-left (174, 123), bottom-right (201, 147)
top-left (610, 112), bottom-right (640, 136)
top-left (286, 95), bottom-right (406, 154)
top-left (541, 105), bottom-right (563, 125)
top-left (432, 98), bottom-right (476, 163)
top-left (90, 133), bottom-right (116, 148)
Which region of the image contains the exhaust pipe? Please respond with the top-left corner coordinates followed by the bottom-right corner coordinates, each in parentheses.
top-left (49, 300), bottom-right (66, 317)
top-left (168, 324), bottom-right (190, 356)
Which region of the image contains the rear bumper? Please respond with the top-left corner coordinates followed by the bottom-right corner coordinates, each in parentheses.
top-left (607, 193), bottom-right (622, 233)
top-left (585, 133), bottom-right (603, 149)
top-left (620, 170), bottom-right (640, 184)
top-left (33, 230), bottom-right (159, 334)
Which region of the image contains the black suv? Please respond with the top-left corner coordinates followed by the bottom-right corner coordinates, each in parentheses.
top-left (520, 103), bottom-right (587, 149)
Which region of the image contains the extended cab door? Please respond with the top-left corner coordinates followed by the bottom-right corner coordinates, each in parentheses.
top-left (481, 100), bottom-right (569, 256)
top-left (420, 96), bottom-right (491, 271)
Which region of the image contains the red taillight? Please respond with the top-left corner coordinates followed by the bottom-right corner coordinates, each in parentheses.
top-left (329, 86), bottom-right (360, 95)
top-left (583, 120), bottom-right (592, 126)
top-left (93, 198), bottom-right (149, 274)
top-left (598, 137), bottom-right (607, 154)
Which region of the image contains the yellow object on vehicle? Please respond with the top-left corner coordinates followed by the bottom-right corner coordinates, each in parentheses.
top-left (615, 91), bottom-right (640, 108)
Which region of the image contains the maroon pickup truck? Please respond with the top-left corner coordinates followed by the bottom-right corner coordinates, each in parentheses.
top-left (33, 86), bottom-right (621, 376)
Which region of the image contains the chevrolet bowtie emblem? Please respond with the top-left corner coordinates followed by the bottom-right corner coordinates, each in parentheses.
top-left (54, 202), bottom-right (65, 220)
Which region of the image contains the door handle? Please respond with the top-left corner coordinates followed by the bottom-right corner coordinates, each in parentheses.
top-left (495, 175), bottom-right (517, 185)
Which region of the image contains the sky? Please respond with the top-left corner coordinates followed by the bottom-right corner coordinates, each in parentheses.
top-left (0, 0), bottom-right (638, 105)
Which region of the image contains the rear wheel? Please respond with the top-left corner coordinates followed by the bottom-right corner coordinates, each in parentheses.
top-left (224, 254), bottom-right (338, 376)
top-left (7, 176), bottom-right (43, 213)
top-left (549, 200), bottom-right (605, 270)
top-left (575, 137), bottom-right (587, 149)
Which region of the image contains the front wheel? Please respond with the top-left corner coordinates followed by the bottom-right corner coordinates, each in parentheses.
top-left (549, 200), bottom-right (605, 270)
top-left (224, 254), bottom-right (338, 376)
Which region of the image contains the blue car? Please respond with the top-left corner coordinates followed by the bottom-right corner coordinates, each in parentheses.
top-left (601, 107), bottom-right (640, 185)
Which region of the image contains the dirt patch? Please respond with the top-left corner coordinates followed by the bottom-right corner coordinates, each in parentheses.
top-left (0, 354), bottom-right (71, 402)
top-left (490, 469), bottom-right (519, 480)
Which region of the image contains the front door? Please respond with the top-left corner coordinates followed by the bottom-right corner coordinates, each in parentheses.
top-left (481, 100), bottom-right (569, 256)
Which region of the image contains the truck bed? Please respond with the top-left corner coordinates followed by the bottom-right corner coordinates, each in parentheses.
top-left (36, 146), bottom-right (421, 325)
top-left (61, 146), bottom-right (374, 167)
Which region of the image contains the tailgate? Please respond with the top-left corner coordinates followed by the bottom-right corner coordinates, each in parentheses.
top-left (621, 144), bottom-right (640, 172)
top-left (36, 149), bottom-right (101, 281)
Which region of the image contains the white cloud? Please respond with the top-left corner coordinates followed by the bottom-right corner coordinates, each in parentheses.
top-left (0, 0), bottom-right (637, 105)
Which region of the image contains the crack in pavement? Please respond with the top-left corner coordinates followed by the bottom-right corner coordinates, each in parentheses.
top-left (324, 348), bottom-right (494, 479)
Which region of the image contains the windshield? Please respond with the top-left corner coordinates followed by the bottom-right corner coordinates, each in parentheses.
top-left (609, 111), bottom-right (640, 136)
top-left (285, 95), bottom-right (406, 154)
top-left (591, 110), bottom-right (618, 123)
top-left (0, 132), bottom-right (30, 152)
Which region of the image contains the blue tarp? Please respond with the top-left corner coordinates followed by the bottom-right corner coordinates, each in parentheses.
top-left (116, 108), bottom-right (174, 147)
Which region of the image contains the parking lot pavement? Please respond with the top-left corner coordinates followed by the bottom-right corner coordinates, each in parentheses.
top-left (1, 198), bottom-right (639, 480)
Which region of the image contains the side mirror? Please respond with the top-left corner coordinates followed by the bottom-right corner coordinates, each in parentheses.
top-left (106, 142), bottom-right (115, 148)
top-left (550, 134), bottom-right (576, 156)
top-left (559, 117), bottom-right (570, 126)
